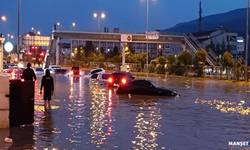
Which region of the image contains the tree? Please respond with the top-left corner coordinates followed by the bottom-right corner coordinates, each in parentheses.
top-left (194, 49), bottom-right (207, 77)
top-left (221, 39), bottom-right (226, 56)
top-left (176, 50), bottom-right (193, 75)
top-left (74, 46), bottom-right (85, 61)
top-left (177, 50), bottom-right (193, 68)
top-left (223, 51), bottom-right (235, 79)
top-left (166, 54), bottom-right (176, 74)
top-left (215, 57), bottom-right (221, 66)
top-left (84, 41), bottom-right (95, 57)
top-left (100, 47), bottom-right (105, 54)
top-left (156, 56), bottom-right (167, 74)
top-left (210, 39), bottom-right (215, 52)
top-left (112, 46), bottom-right (119, 57)
top-left (215, 44), bottom-right (221, 56)
top-left (234, 57), bottom-right (244, 81)
top-left (194, 49), bottom-right (207, 64)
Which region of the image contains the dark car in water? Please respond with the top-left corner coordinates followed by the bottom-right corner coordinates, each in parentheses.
top-left (108, 71), bottom-right (134, 87)
top-left (70, 66), bottom-right (81, 76)
top-left (54, 68), bottom-right (68, 74)
top-left (116, 79), bottom-right (179, 96)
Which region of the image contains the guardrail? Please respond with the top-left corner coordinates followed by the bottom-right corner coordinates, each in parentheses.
top-left (54, 28), bottom-right (184, 36)
top-left (184, 34), bottom-right (215, 68)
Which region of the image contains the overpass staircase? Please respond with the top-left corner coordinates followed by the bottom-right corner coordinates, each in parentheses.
top-left (184, 33), bottom-right (217, 68)
top-left (43, 38), bottom-right (56, 69)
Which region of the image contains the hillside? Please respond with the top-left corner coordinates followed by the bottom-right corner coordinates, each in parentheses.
top-left (163, 8), bottom-right (247, 37)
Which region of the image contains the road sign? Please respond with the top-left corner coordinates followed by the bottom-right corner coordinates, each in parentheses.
top-left (146, 31), bottom-right (159, 40)
top-left (121, 34), bottom-right (132, 42)
top-left (4, 42), bottom-right (14, 53)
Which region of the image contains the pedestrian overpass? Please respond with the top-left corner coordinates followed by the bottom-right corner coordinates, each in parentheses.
top-left (44, 29), bottom-right (217, 69)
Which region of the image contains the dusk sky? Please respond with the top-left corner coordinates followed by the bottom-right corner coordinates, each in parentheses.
top-left (0, 0), bottom-right (247, 39)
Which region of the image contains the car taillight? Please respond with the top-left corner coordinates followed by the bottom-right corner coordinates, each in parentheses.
top-left (108, 78), bottom-right (113, 83)
top-left (11, 71), bottom-right (15, 76)
top-left (121, 78), bottom-right (127, 84)
top-left (71, 71), bottom-right (74, 75)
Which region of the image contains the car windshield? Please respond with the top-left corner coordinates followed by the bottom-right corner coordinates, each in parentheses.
top-left (52, 66), bottom-right (61, 69)
top-left (150, 81), bottom-right (160, 88)
top-left (36, 68), bottom-right (43, 71)
top-left (112, 73), bottom-right (126, 77)
top-left (91, 74), bottom-right (99, 79)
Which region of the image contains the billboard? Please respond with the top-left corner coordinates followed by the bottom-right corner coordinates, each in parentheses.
top-left (146, 31), bottom-right (159, 40)
top-left (121, 34), bottom-right (132, 42)
top-left (21, 36), bottom-right (50, 47)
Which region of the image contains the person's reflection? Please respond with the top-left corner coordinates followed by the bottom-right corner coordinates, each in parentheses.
top-left (41, 106), bottom-right (54, 145)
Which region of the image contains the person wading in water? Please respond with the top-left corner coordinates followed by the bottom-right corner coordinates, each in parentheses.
top-left (40, 69), bottom-right (54, 109)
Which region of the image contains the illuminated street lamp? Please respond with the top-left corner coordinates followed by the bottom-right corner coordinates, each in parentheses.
top-left (37, 31), bottom-right (41, 35)
top-left (72, 23), bottom-right (76, 27)
top-left (1, 16), bottom-right (6, 21)
top-left (94, 13), bottom-right (106, 32)
top-left (27, 34), bottom-right (30, 37)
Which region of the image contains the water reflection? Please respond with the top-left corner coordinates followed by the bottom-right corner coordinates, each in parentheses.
top-left (41, 110), bottom-right (54, 144)
top-left (88, 86), bottom-right (114, 148)
top-left (119, 95), bottom-right (164, 150)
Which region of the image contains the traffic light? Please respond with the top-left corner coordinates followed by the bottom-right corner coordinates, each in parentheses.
top-left (107, 27), bottom-right (109, 33)
top-left (104, 27), bottom-right (106, 33)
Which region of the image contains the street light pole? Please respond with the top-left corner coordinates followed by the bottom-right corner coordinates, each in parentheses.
top-left (146, 0), bottom-right (149, 72)
top-left (246, 0), bottom-right (249, 82)
top-left (98, 16), bottom-right (101, 32)
top-left (17, 0), bottom-right (20, 79)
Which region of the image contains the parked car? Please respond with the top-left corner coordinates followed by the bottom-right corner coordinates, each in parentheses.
top-left (88, 68), bottom-right (105, 76)
top-left (96, 73), bottom-right (112, 86)
top-left (89, 74), bottom-right (99, 85)
top-left (116, 80), bottom-right (179, 96)
top-left (49, 65), bottom-right (61, 71)
top-left (34, 67), bottom-right (44, 75)
top-left (44, 68), bottom-right (55, 74)
top-left (54, 68), bottom-right (68, 74)
top-left (108, 71), bottom-right (134, 87)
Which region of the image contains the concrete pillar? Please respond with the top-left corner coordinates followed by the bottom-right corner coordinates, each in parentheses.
top-left (0, 38), bottom-right (5, 72)
top-left (70, 40), bottom-right (73, 60)
top-left (0, 75), bottom-right (10, 128)
top-left (56, 37), bottom-right (60, 65)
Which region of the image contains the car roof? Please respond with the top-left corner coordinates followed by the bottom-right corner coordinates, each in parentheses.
top-left (90, 68), bottom-right (103, 71)
top-left (112, 71), bottom-right (128, 74)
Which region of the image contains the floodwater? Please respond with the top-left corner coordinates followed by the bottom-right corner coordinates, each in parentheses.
top-left (1, 71), bottom-right (250, 150)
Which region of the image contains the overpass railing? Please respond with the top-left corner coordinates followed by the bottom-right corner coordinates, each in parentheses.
top-left (54, 28), bottom-right (184, 36)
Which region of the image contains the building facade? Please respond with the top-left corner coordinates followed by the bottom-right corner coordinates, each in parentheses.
top-left (193, 28), bottom-right (238, 61)
top-left (237, 37), bottom-right (244, 59)
top-left (71, 40), bottom-right (183, 60)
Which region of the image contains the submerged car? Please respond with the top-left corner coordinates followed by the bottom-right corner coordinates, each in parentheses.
top-left (70, 66), bottom-right (81, 76)
top-left (116, 79), bottom-right (179, 96)
top-left (88, 68), bottom-right (105, 76)
top-left (108, 71), bottom-right (134, 87)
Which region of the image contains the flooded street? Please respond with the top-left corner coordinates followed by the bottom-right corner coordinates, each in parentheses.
top-left (2, 71), bottom-right (250, 150)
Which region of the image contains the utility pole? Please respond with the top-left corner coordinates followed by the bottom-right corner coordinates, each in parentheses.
top-left (17, 0), bottom-right (20, 79)
top-left (246, 0), bottom-right (249, 82)
top-left (199, 0), bottom-right (202, 32)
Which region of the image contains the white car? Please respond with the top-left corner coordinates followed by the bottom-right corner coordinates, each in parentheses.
top-left (34, 67), bottom-right (44, 75)
top-left (49, 65), bottom-right (61, 71)
top-left (44, 68), bottom-right (55, 74)
top-left (89, 74), bottom-right (99, 85)
top-left (88, 68), bottom-right (105, 76)
top-left (96, 73), bottom-right (111, 86)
